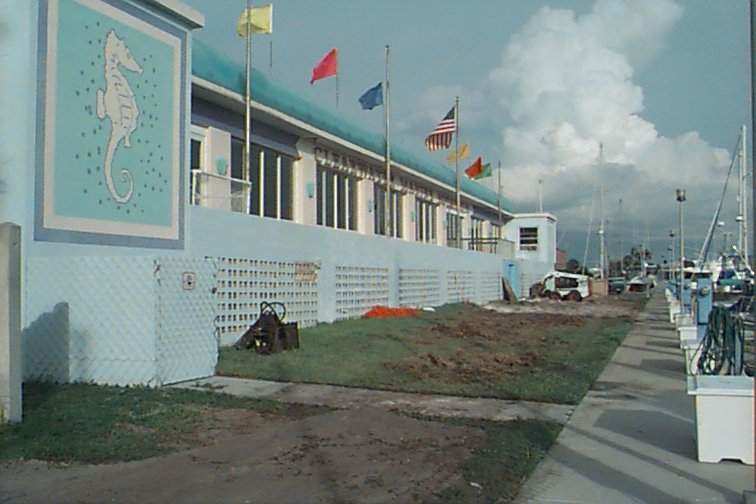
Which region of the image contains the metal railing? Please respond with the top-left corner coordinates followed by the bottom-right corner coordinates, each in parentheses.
top-left (191, 170), bottom-right (251, 213)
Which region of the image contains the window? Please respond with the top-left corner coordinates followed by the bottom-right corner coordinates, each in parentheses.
top-left (471, 217), bottom-right (484, 251)
top-left (233, 141), bottom-right (293, 220)
top-left (415, 199), bottom-right (436, 243)
top-left (555, 276), bottom-right (578, 289)
top-left (520, 227), bottom-right (539, 250)
top-left (491, 223), bottom-right (502, 240)
top-left (316, 165), bottom-right (357, 230)
top-left (189, 138), bottom-right (202, 204)
top-left (446, 212), bottom-right (462, 247)
top-left (374, 185), bottom-right (402, 237)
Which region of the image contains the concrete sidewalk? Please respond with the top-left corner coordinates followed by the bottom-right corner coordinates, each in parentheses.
top-left (515, 292), bottom-right (753, 504)
top-left (173, 375), bottom-right (574, 424)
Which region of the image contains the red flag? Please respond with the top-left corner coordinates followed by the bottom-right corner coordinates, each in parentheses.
top-left (310, 48), bottom-right (338, 84)
top-left (465, 156), bottom-right (483, 178)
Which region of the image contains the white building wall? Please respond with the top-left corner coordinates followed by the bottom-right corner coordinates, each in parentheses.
top-left (294, 138), bottom-right (318, 226)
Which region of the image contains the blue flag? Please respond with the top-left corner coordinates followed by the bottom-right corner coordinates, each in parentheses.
top-left (358, 82), bottom-right (383, 110)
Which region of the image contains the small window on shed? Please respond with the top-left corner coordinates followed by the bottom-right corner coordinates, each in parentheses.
top-left (519, 227), bottom-right (539, 250)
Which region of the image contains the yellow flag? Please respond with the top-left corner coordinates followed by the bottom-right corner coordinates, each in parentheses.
top-left (446, 143), bottom-right (470, 163)
top-left (237, 4), bottom-right (273, 36)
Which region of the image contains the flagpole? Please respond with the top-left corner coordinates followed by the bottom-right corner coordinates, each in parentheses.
top-left (455, 96), bottom-right (461, 249)
top-left (336, 72), bottom-right (339, 107)
top-left (244, 0), bottom-right (252, 214)
top-left (497, 160), bottom-right (502, 227)
top-left (384, 45), bottom-right (391, 238)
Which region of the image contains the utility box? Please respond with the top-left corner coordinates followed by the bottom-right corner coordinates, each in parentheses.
top-left (0, 223), bottom-right (21, 423)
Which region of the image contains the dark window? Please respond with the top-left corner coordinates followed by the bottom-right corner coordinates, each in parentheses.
top-left (374, 184), bottom-right (386, 235)
top-left (337, 173), bottom-right (347, 229)
top-left (316, 166), bottom-right (324, 225)
top-left (325, 169), bottom-right (335, 227)
top-left (348, 176), bottom-right (357, 230)
top-left (280, 156), bottom-right (293, 220)
top-left (190, 139), bottom-right (201, 204)
top-left (520, 227), bottom-right (539, 250)
top-left (249, 144), bottom-right (262, 216)
top-left (231, 138), bottom-right (244, 180)
top-left (263, 148), bottom-right (277, 218)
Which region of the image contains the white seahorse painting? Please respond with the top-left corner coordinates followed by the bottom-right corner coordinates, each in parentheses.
top-left (96, 30), bottom-right (142, 204)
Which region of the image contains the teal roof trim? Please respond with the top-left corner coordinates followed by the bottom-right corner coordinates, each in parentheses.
top-left (192, 40), bottom-right (511, 213)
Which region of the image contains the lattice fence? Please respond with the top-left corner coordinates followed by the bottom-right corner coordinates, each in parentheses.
top-left (447, 270), bottom-right (475, 303)
top-left (478, 271), bottom-right (502, 303)
top-left (398, 268), bottom-right (441, 307)
top-left (335, 265), bottom-right (389, 320)
top-left (212, 257), bottom-right (319, 345)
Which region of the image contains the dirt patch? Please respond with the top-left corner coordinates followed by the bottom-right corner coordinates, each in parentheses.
top-left (487, 294), bottom-right (642, 319)
top-left (1, 408), bottom-right (485, 504)
top-left (389, 349), bottom-right (540, 384)
top-left (392, 305), bottom-right (587, 384)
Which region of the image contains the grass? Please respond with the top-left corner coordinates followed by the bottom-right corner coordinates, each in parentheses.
top-left (0, 382), bottom-right (326, 464)
top-left (218, 303), bottom-right (635, 404)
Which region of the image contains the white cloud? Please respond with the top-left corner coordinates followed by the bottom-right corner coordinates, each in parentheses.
top-left (478, 0), bottom-right (732, 258)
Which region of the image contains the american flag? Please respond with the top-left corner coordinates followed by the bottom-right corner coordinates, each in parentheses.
top-left (424, 106), bottom-right (457, 151)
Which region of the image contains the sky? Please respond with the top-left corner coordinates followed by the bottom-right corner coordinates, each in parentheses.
top-left (183, 0), bottom-right (751, 266)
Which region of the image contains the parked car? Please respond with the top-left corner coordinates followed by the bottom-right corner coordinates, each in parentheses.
top-left (608, 276), bottom-right (626, 294)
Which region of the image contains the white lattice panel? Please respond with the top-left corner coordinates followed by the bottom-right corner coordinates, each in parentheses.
top-left (155, 257), bottom-right (218, 385)
top-left (398, 268), bottom-right (441, 307)
top-left (24, 256), bottom-right (157, 385)
top-left (335, 265), bottom-right (389, 320)
top-left (478, 271), bottom-right (502, 303)
top-left (447, 270), bottom-right (475, 303)
top-left (212, 257), bottom-right (319, 346)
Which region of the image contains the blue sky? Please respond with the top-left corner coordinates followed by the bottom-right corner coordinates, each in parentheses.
top-left (184, 0), bottom-right (750, 264)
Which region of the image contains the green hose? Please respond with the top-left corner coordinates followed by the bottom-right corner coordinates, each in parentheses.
top-left (697, 306), bottom-right (745, 375)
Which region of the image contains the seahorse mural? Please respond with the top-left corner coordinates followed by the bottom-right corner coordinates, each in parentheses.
top-left (96, 30), bottom-right (142, 204)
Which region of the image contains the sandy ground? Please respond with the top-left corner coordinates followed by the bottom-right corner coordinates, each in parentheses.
top-left (0, 408), bottom-right (483, 504)
top-left (486, 294), bottom-right (642, 319)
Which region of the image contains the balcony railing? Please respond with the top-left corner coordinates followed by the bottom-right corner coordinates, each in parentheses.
top-left (191, 170), bottom-right (251, 213)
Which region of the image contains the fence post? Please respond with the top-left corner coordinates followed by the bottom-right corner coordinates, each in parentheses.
top-left (0, 222), bottom-right (21, 423)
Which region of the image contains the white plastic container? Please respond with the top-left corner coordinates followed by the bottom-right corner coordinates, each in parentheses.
top-left (669, 303), bottom-right (682, 323)
top-left (687, 375), bottom-right (754, 464)
top-left (680, 335), bottom-right (701, 375)
top-left (678, 324), bottom-right (697, 348)
top-left (675, 312), bottom-right (693, 329)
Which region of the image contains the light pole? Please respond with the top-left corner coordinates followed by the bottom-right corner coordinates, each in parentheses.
top-left (669, 230), bottom-right (675, 282)
top-left (677, 189), bottom-right (686, 314)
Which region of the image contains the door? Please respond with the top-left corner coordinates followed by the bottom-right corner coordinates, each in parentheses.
top-left (155, 257), bottom-right (217, 385)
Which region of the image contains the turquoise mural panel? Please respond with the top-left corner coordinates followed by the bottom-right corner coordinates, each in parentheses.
top-left (53, 0), bottom-right (175, 226)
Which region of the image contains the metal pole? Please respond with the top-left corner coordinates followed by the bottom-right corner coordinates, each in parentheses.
top-left (244, 0), bottom-right (252, 214)
top-left (538, 179), bottom-right (543, 213)
top-left (678, 189), bottom-right (686, 314)
top-left (618, 198), bottom-right (623, 274)
top-left (497, 160), bottom-right (502, 227)
top-left (455, 96), bottom-right (461, 248)
top-left (384, 45), bottom-right (391, 238)
top-left (751, 0), bottom-right (756, 269)
top-left (599, 185), bottom-right (605, 279)
top-left (742, 124), bottom-right (749, 265)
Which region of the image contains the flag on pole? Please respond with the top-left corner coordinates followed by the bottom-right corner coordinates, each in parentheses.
top-left (310, 48), bottom-right (338, 84)
top-left (474, 162), bottom-right (492, 179)
top-left (446, 143), bottom-right (470, 163)
top-left (424, 106), bottom-right (456, 151)
top-left (237, 4), bottom-right (273, 36)
top-left (358, 82), bottom-right (383, 110)
top-left (464, 157), bottom-right (485, 179)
